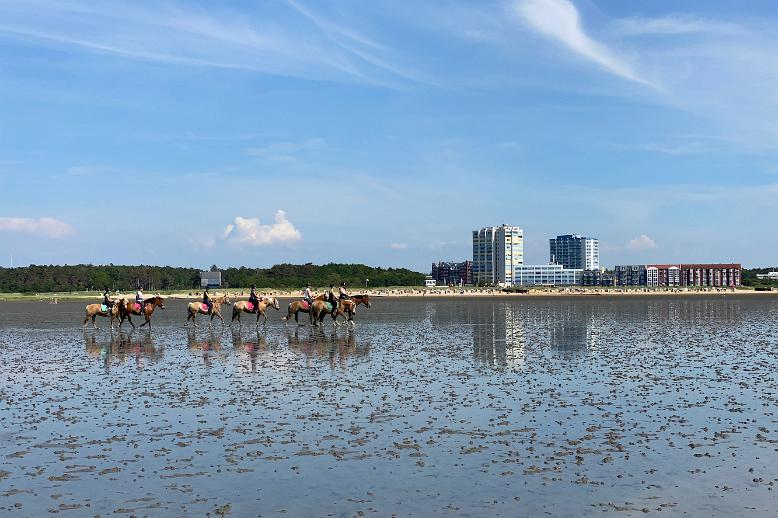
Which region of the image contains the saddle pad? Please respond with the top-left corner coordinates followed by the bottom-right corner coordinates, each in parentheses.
top-left (324, 302), bottom-right (333, 312)
top-left (101, 304), bottom-right (108, 312)
top-left (201, 303), bottom-right (209, 312)
top-left (246, 302), bottom-right (254, 312)
top-left (300, 300), bottom-right (310, 310)
top-left (134, 303), bottom-right (141, 312)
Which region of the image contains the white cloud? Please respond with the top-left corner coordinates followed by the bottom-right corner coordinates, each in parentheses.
top-left (513, 0), bottom-right (654, 87)
top-left (389, 243), bottom-right (408, 250)
top-left (627, 234), bottom-right (656, 251)
top-left (222, 211), bottom-right (301, 246)
top-left (0, 217), bottom-right (73, 238)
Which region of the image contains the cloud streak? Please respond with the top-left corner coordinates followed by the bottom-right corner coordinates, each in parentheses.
top-left (514, 0), bottom-right (654, 87)
top-left (627, 234), bottom-right (656, 251)
top-left (0, 217), bottom-right (74, 238)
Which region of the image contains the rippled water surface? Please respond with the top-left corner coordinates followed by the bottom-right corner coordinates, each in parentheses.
top-left (1, 296), bottom-right (777, 516)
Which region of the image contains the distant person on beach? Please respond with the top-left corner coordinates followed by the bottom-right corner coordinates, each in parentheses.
top-left (339, 282), bottom-right (350, 300)
top-left (248, 284), bottom-right (259, 312)
top-left (136, 287), bottom-right (144, 312)
top-left (303, 284), bottom-right (314, 306)
top-left (203, 287), bottom-right (213, 314)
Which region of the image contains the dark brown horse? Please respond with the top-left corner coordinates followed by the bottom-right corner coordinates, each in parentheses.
top-left (284, 298), bottom-right (318, 325)
top-left (331, 299), bottom-right (357, 326)
top-left (119, 295), bottom-right (165, 328)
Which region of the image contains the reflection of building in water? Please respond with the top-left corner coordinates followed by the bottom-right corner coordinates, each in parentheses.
top-left (472, 302), bottom-right (526, 367)
top-left (523, 303), bottom-right (600, 353)
top-left (83, 330), bottom-right (161, 370)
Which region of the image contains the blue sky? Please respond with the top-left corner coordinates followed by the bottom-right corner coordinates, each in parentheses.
top-left (1, 0), bottom-right (778, 270)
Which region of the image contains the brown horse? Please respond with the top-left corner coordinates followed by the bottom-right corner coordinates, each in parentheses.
top-left (119, 295), bottom-right (165, 328)
top-left (82, 299), bottom-right (123, 329)
top-left (284, 298), bottom-right (317, 325)
top-left (232, 296), bottom-right (280, 326)
top-left (331, 299), bottom-right (357, 326)
top-left (310, 299), bottom-right (351, 327)
top-left (350, 294), bottom-right (371, 308)
top-left (186, 293), bottom-right (230, 327)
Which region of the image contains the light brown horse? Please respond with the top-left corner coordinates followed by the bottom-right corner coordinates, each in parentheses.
top-left (186, 293), bottom-right (230, 327)
top-left (232, 296), bottom-right (280, 326)
top-left (284, 298), bottom-right (317, 325)
top-left (309, 299), bottom-right (346, 327)
top-left (83, 299), bottom-right (123, 329)
top-left (119, 295), bottom-right (165, 329)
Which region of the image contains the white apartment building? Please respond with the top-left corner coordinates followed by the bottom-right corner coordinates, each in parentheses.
top-left (472, 224), bottom-right (524, 285)
top-left (513, 264), bottom-right (583, 286)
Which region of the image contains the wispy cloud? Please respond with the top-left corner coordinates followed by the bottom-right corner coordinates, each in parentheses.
top-left (0, 217), bottom-right (74, 238)
top-left (0, 0), bottom-right (423, 87)
top-left (222, 211), bottom-right (301, 246)
top-left (513, 0), bottom-right (654, 87)
top-left (614, 16), bottom-right (741, 37)
top-left (627, 234), bottom-right (656, 251)
top-left (389, 243), bottom-right (408, 250)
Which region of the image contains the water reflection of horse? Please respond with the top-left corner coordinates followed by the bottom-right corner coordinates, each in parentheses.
top-left (231, 296), bottom-right (280, 327)
top-left (83, 329), bottom-right (161, 370)
top-left (186, 294), bottom-right (230, 327)
top-left (230, 328), bottom-right (269, 372)
top-left (285, 327), bottom-right (366, 370)
top-left (119, 295), bottom-right (166, 329)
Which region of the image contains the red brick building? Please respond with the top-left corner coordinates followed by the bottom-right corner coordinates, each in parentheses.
top-left (646, 263), bottom-right (741, 287)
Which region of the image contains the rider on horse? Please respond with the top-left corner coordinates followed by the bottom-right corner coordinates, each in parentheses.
top-left (248, 284), bottom-right (259, 312)
top-left (303, 284), bottom-right (314, 307)
top-left (339, 282), bottom-right (350, 300)
top-left (103, 288), bottom-right (114, 310)
top-left (136, 287), bottom-right (144, 313)
top-left (203, 287), bottom-right (213, 314)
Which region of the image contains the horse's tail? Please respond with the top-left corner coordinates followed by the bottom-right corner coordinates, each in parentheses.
top-left (283, 303), bottom-right (293, 320)
top-left (232, 304), bottom-right (239, 319)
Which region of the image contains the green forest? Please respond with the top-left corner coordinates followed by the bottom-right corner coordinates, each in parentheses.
top-left (0, 263), bottom-right (426, 293)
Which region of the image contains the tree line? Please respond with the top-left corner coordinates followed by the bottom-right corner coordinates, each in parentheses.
top-left (0, 263), bottom-right (426, 293)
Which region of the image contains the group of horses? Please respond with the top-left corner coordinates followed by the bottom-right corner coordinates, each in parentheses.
top-left (82, 292), bottom-right (371, 330)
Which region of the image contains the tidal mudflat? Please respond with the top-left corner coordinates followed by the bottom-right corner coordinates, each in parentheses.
top-left (0, 297), bottom-right (776, 516)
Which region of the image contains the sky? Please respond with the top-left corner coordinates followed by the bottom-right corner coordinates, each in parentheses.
top-left (1, 0), bottom-right (778, 271)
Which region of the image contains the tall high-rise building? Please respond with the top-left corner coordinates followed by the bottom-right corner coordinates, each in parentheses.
top-left (472, 224), bottom-right (524, 285)
top-left (549, 234), bottom-right (599, 270)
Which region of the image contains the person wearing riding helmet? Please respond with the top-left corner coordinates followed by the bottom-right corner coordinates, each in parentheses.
top-left (248, 284), bottom-right (259, 312)
top-left (103, 288), bottom-right (113, 310)
top-left (203, 287), bottom-right (213, 314)
top-left (327, 284), bottom-right (338, 311)
top-left (303, 284), bottom-right (314, 307)
top-left (339, 282), bottom-right (350, 300)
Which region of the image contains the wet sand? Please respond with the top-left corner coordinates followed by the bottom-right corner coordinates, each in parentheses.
top-left (0, 297), bottom-right (777, 516)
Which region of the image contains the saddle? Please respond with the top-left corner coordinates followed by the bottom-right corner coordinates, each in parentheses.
top-left (300, 300), bottom-right (310, 310)
top-left (201, 303), bottom-right (210, 312)
top-left (324, 302), bottom-right (333, 312)
top-left (133, 302), bottom-right (142, 312)
top-left (246, 301), bottom-right (255, 312)
top-left (101, 304), bottom-right (110, 312)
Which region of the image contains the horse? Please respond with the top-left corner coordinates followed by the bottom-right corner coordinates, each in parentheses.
top-left (232, 296), bottom-right (280, 326)
top-left (309, 299), bottom-right (344, 327)
top-left (330, 299), bottom-right (357, 326)
top-left (82, 299), bottom-right (123, 329)
top-left (350, 294), bottom-right (372, 309)
top-left (186, 293), bottom-right (230, 327)
top-left (119, 295), bottom-right (165, 329)
top-left (284, 298), bottom-right (316, 325)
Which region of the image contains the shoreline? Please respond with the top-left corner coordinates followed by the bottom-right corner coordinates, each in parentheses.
top-left (1, 286), bottom-right (775, 302)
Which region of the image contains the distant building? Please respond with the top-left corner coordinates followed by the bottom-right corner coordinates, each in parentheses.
top-left (616, 264), bottom-right (741, 287)
top-left (582, 269), bottom-right (614, 287)
top-left (513, 264), bottom-right (582, 286)
top-left (431, 260), bottom-right (473, 286)
top-left (200, 271), bottom-right (222, 288)
top-left (756, 272), bottom-right (778, 281)
top-left (614, 265), bottom-right (647, 286)
top-left (549, 234), bottom-right (599, 270)
top-left (472, 224), bottom-right (523, 285)
top-left (424, 276), bottom-right (436, 288)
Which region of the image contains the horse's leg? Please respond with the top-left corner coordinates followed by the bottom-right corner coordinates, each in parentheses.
top-left (91, 314), bottom-right (98, 330)
top-left (83, 312), bottom-right (89, 328)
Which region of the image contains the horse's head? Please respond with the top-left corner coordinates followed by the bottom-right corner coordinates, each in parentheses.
top-left (363, 295), bottom-right (371, 308)
top-left (223, 293), bottom-right (231, 305)
top-left (270, 297), bottom-right (280, 310)
top-left (155, 295), bottom-right (165, 309)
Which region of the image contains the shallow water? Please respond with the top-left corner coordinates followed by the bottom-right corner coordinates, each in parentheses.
top-left (0, 296), bottom-right (777, 516)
